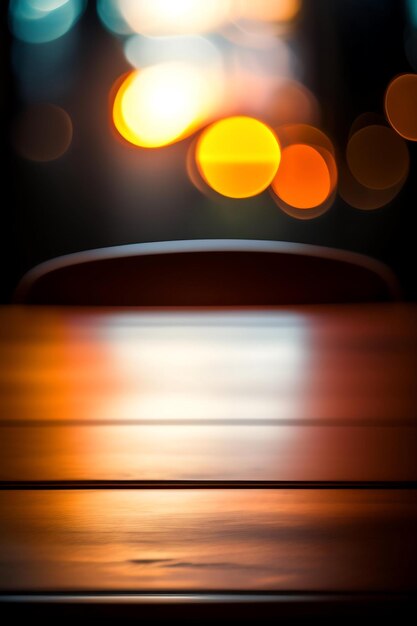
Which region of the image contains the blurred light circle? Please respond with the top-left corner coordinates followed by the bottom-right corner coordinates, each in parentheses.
top-left (225, 38), bottom-right (294, 117)
top-left (97, 0), bottom-right (132, 35)
top-left (407, 0), bottom-right (417, 27)
top-left (9, 0), bottom-right (85, 44)
top-left (12, 103), bottom-right (73, 162)
top-left (124, 34), bottom-right (222, 71)
top-left (29, 1), bottom-right (70, 11)
top-left (270, 189), bottom-right (335, 220)
top-left (186, 139), bottom-right (213, 196)
top-left (275, 124), bottom-right (338, 195)
top-left (348, 112), bottom-right (387, 138)
top-left (196, 116), bottom-right (281, 199)
top-left (118, 0), bottom-right (231, 36)
top-left (113, 64), bottom-right (221, 148)
top-left (316, 145), bottom-right (338, 194)
top-left (237, 0), bottom-right (301, 23)
top-left (339, 160), bottom-right (406, 211)
top-left (267, 80), bottom-right (320, 127)
top-left (11, 34), bottom-right (76, 100)
top-left (385, 74), bottom-right (417, 141)
top-left (346, 125), bottom-right (409, 190)
top-left (271, 144), bottom-right (331, 209)
top-left (276, 123), bottom-right (334, 154)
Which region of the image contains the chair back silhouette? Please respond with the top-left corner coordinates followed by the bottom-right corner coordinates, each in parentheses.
top-left (14, 240), bottom-right (401, 306)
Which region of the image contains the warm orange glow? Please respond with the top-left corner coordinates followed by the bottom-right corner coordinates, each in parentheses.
top-left (112, 64), bottom-right (221, 148)
top-left (316, 146), bottom-right (338, 196)
top-left (238, 0), bottom-right (302, 23)
top-left (346, 125), bottom-right (409, 190)
top-left (12, 103), bottom-right (73, 162)
top-left (271, 144), bottom-right (331, 209)
top-left (276, 123), bottom-right (334, 154)
top-left (196, 116), bottom-right (281, 198)
top-left (3, 489), bottom-right (411, 591)
top-left (385, 73), bottom-right (417, 141)
top-left (275, 124), bottom-right (337, 197)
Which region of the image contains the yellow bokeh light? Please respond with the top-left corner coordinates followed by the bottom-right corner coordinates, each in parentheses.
top-left (113, 64), bottom-right (221, 148)
top-left (196, 116), bottom-right (281, 199)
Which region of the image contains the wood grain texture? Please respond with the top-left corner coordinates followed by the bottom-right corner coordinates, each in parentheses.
top-left (1, 489), bottom-right (416, 592)
top-left (1, 304), bottom-right (417, 593)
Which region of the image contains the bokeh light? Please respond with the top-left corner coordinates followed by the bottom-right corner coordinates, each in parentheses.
top-left (385, 74), bottom-right (417, 141)
top-left (124, 34), bottom-right (222, 71)
top-left (9, 0), bottom-right (85, 44)
top-left (12, 103), bottom-right (73, 162)
top-left (339, 160), bottom-right (406, 211)
top-left (275, 123), bottom-right (337, 196)
top-left (407, 0), bottom-right (417, 27)
top-left (276, 123), bottom-right (334, 154)
top-left (196, 116), bottom-right (281, 199)
top-left (186, 139), bottom-right (213, 196)
top-left (271, 144), bottom-right (331, 210)
top-left (30, 1), bottom-right (71, 10)
top-left (118, 0), bottom-right (231, 36)
top-left (346, 125), bottom-right (409, 190)
top-left (266, 80), bottom-right (320, 127)
top-left (97, 0), bottom-right (132, 35)
top-left (12, 34), bottom-right (76, 100)
top-left (113, 64), bottom-right (222, 148)
top-left (224, 37), bottom-right (294, 118)
top-left (238, 0), bottom-right (302, 23)
top-left (348, 112), bottom-right (387, 138)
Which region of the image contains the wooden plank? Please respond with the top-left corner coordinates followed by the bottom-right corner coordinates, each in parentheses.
top-left (0, 489), bottom-right (416, 592)
top-left (1, 424), bottom-right (416, 481)
top-left (1, 304), bottom-right (416, 481)
top-left (1, 305), bottom-right (416, 426)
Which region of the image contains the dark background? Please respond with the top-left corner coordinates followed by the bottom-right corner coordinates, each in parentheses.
top-left (2, 0), bottom-right (416, 302)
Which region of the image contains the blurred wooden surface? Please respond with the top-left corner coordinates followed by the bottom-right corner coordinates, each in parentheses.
top-left (0, 304), bottom-right (416, 481)
top-left (0, 304), bottom-right (416, 593)
top-left (1, 488), bottom-right (416, 592)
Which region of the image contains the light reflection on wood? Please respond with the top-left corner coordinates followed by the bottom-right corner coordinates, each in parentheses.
top-left (1, 425), bottom-right (417, 481)
top-left (0, 305), bottom-right (416, 481)
top-left (0, 489), bottom-right (416, 591)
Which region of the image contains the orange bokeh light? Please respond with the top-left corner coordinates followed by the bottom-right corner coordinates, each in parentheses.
top-left (275, 124), bottom-right (337, 197)
top-left (238, 0), bottom-right (302, 23)
top-left (385, 73), bottom-right (417, 141)
top-left (271, 143), bottom-right (332, 209)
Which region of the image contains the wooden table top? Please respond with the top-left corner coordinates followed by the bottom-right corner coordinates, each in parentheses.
top-left (1, 303), bottom-right (416, 482)
top-left (0, 304), bottom-right (416, 594)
